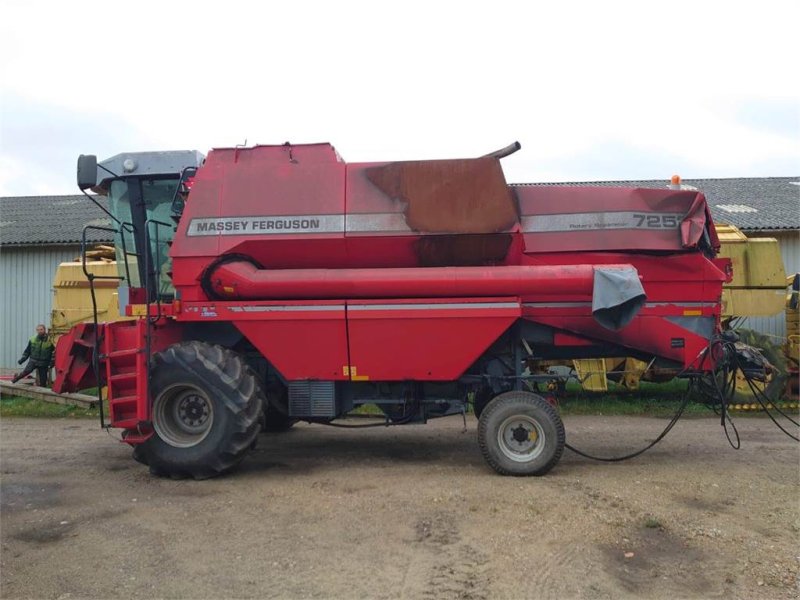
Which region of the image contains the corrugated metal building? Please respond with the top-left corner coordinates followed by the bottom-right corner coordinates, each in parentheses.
top-left (0, 195), bottom-right (112, 372)
top-left (0, 178), bottom-right (797, 370)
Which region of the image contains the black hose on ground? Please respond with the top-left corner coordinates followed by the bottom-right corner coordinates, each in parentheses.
top-left (564, 386), bottom-right (693, 462)
top-left (565, 334), bottom-right (799, 462)
top-left (563, 342), bottom-right (713, 462)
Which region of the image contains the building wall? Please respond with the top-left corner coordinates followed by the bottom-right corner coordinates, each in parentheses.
top-left (738, 230), bottom-right (800, 340)
top-left (0, 245), bottom-right (80, 371)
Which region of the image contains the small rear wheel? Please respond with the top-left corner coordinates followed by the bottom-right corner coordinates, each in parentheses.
top-left (478, 391), bottom-right (565, 476)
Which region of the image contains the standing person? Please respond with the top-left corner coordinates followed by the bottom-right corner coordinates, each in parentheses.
top-left (12, 324), bottom-right (55, 386)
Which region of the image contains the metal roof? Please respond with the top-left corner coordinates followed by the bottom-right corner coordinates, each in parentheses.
top-left (0, 195), bottom-right (113, 246)
top-left (512, 176), bottom-right (800, 231)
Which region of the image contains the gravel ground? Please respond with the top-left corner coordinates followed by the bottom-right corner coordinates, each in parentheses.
top-left (1, 415), bottom-right (798, 599)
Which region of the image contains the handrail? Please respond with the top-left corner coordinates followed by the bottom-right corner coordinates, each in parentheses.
top-left (169, 166), bottom-right (198, 217)
top-left (81, 223), bottom-right (129, 429)
top-left (81, 223), bottom-right (134, 285)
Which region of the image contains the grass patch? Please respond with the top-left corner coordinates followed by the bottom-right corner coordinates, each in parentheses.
top-left (558, 394), bottom-right (707, 417)
top-left (565, 378), bottom-right (689, 395)
top-left (351, 403), bottom-right (383, 416)
top-left (1, 395), bottom-right (99, 419)
top-left (557, 379), bottom-right (709, 417)
top-left (643, 516), bottom-right (663, 529)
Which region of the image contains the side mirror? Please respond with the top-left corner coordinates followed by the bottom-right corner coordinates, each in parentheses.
top-left (77, 154), bottom-right (98, 190)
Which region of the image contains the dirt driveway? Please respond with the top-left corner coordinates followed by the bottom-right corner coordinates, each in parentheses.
top-left (1, 415), bottom-right (797, 599)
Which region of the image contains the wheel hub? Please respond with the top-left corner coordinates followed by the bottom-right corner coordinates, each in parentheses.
top-left (512, 424), bottom-right (531, 443)
top-left (153, 385), bottom-right (215, 448)
top-left (178, 395), bottom-right (211, 428)
top-left (497, 415), bottom-right (544, 463)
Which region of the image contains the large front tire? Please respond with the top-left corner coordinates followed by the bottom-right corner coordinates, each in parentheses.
top-left (478, 391), bottom-right (565, 476)
top-left (135, 342), bottom-right (264, 479)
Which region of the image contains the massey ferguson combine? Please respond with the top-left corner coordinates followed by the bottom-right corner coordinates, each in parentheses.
top-left (54, 142), bottom-right (734, 479)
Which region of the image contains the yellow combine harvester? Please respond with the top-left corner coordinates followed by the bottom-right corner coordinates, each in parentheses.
top-left (50, 246), bottom-right (132, 342)
top-left (716, 224), bottom-right (787, 318)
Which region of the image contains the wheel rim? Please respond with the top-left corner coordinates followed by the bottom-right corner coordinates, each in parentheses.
top-left (153, 384), bottom-right (214, 448)
top-left (496, 415), bottom-right (545, 463)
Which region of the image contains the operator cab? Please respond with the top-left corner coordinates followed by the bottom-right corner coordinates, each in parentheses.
top-left (77, 150), bottom-right (204, 300)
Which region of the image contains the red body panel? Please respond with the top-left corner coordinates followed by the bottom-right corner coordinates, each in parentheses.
top-left (346, 298), bottom-right (519, 381)
top-left (224, 303), bottom-right (349, 381)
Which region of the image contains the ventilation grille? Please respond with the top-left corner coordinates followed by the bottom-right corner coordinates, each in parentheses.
top-left (288, 381), bottom-right (336, 417)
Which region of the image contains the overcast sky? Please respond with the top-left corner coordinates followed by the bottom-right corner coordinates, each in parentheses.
top-left (1, 0), bottom-right (798, 196)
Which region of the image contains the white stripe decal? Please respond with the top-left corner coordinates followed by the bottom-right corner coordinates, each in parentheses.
top-left (521, 212), bottom-right (684, 233)
top-left (187, 211), bottom-right (689, 236)
top-left (187, 215), bottom-right (345, 236)
top-left (187, 212), bottom-right (414, 236)
top-left (346, 213), bottom-right (411, 233)
top-left (523, 302), bottom-right (591, 308)
top-left (225, 302), bottom-right (517, 314)
top-left (227, 305), bottom-right (345, 312)
top-left (348, 302), bottom-right (519, 311)
top-left (523, 301), bottom-right (715, 308)
top-left (644, 302), bottom-right (714, 308)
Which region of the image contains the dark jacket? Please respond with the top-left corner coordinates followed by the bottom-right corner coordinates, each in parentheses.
top-left (21, 335), bottom-right (55, 366)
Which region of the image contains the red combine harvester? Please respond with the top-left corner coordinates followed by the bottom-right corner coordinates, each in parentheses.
top-left (55, 142), bottom-right (732, 479)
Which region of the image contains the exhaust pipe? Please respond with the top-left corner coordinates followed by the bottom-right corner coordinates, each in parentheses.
top-left (482, 141), bottom-right (522, 160)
